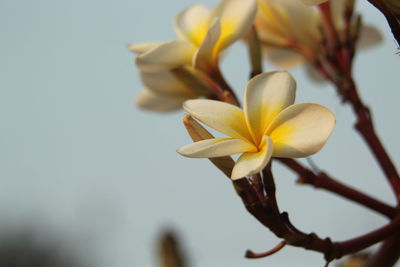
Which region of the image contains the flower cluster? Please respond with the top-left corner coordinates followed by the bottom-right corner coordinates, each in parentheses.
top-left (130, 0), bottom-right (257, 111)
top-left (253, 0), bottom-right (381, 70)
top-left (130, 0), bottom-right (400, 264)
top-left (129, 0), bottom-right (383, 179)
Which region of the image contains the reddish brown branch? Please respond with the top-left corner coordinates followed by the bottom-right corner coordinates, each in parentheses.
top-left (310, 5), bottom-right (400, 263)
top-left (233, 170), bottom-right (400, 263)
top-left (309, 5), bottom-right (400, 203)
top-left (277, 158), bottom-right (397, 219)
top-left (339, 78), bottom-right (400, 203)
top-left (208, 65), bottom-right (240, 106)
top-left (363, 232), bottom-right (400, 267)
top-left (319, 2), bottom-right (339, 53)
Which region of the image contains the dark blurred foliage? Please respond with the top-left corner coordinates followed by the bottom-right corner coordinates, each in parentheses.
top-left (158, 230), bottom-right (188, 267)
top-left (0, 225), bottom-right (88, 267)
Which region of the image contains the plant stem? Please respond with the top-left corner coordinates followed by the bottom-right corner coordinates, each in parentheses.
top-left (363, 232), bottom-right (400, 267)
top-left (338, 77), bottom-right (400, 203)
top-left (209, 65), bottom-right (240, 106)
top-left (246, 25), bottom-right (263, 78)
top-left (313, 2), bottom-right (400, 203)
top-left (233, 169), bottom-right (400, 263)
top-left (319, 2), bottom-right (339, 53)
top-left (278, 158), bottom-right (397, 219)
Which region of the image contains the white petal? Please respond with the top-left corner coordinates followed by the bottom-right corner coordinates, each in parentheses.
top-left (211, 0), bottom-right (257, 51)
top-left (266, 103), bottom-right (335, 157)
top-left (300, 0), bottom-right (328, 5)
top-left (279, 0), bottom-right (320, 46)
top-left (244, 71), bottom-right (296, 142)
top-left (231, 136), bottom-right (273, 180)
top-left (262, 47), bottom-right (305, 68)
top-left (330, 0), bottom-right (346, 30)
top-left (183, 99), bottom-right (253, 141)
top-left (140, 71), bottom-right (195, 97)
top-left (127, 42), bottom-right (162, 54)
top-left (136, 89), bottom-right (188, 112)
top-left (357, 25), bottom-right (383, 50)
top-left (136, 40), bottom-right (196, 72)
top-left (255, 0), bottom-right (320, 47)
top-left (174, 5), bottom-right (211, 47)
top-left (193, 19), bottom-right (221, 72)
top-left (177, 138), bottom-right (256, 158)
top-left (255, 1), bottom-right (291, 46)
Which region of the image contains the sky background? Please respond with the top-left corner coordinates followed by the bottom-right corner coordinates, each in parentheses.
top-left (0, 0), bottom-right (399, 266)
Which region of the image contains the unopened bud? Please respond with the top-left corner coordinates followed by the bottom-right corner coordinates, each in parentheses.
top-left (183, 114), bottom-right (234, 177)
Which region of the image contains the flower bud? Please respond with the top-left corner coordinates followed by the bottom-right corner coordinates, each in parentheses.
top-left (183, 114), bottom-right (234, 177)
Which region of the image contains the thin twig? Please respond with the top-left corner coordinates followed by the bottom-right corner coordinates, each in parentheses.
top-left (245, 241), bottom-right (286, 259)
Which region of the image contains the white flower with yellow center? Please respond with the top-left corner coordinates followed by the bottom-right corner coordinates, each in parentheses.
top-left (254, 0), bottom-right (381, 69)
top-left (135, 0), bottom-right (257, 73)
top-left (129, 43), bottom-right (209, 112)
top-left (129, 0), bottom-right (257, 111)
top-left (177, 71), bottom-right (335, 180)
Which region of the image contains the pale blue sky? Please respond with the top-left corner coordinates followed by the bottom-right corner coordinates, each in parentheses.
top-left (0, 0), bottom-right (399, 266)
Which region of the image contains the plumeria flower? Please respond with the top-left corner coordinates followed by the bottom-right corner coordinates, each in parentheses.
top-left (135, 0), bottom-right (257, 74)
top-left (253, 0), bottom-right (381, 69)
top-left (129, 43), bottom-right (210, 112)
top-left (130, 0), bottom-right (257, 111)
top-left (177, 71), bottom-right (335, 180)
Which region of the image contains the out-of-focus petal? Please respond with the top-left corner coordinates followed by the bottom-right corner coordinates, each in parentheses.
top-left (357, 25), bottom-right (383, 50)
top-left (193, 19), bottom-right (221, 72)
top-left (281, 0), bottom-right (320, 46)
top-left (211, 0), bottom-right (257, 51)
top-left (262, 47), bottom-right (305, 68)
top-left (255, 1), bottom-right (290, 46)
top-left (231, 136), bottom-right (273, 180)
top-left (127, 42), bottom-right (162, 54)
top-left (136, 89), bottom-right (189, 112)
top-left (266, 103), bottom-right (335, 158)
top-left (330, 0), bottom-right (345, 29)
top-left (255, 0), bottom-right (320, 50)
top-left (140, 71), bottom-right (195, 97)
top-left (244, 71), bottom-right (296, 142)
top-left (177, 138), bottom-right (256, 158)
top-left (183, 99), bottom-right (253, 141)
top-left (136, 40), bottom-right (196, 72)
top-left (174, 5), bottom-right (211, 47)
